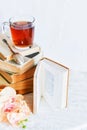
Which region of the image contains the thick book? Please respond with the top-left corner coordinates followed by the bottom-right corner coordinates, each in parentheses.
top-left (33, 58), bottom-right (69, 113)
top-left (0, 75), bottom-right (33, 94)
top-left (0, 34), bottom-right (41, 60)
top-left (0, 51), bottom-right (42, 74)
top-left (0, 66), bottom-right (36, 83)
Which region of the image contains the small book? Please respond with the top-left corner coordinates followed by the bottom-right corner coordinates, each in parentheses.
top-left (0, 51), bottom-right (42, 74)
top-left (0, 34), bottom-right (41, 60)
top-left (33, 58), bottom-right (69, 113)
top-left (0, 75), bottom-right (33, 94)
top-left (0, 66), bottom-right (36, 83)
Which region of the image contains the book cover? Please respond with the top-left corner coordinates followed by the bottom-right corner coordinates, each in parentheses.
top-left (33, 57), bottom-right (69, 113)
top-left (0, 51), bottom-right (42, 74)
top-left (0, 66), bottom-right (36, 83)
top-left (0, 75), bottom-right (33, 94)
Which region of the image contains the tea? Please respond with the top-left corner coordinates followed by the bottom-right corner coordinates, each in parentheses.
top-left (10, 21), bottom-right (34, 48)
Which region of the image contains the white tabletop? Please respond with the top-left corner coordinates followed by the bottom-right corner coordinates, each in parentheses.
top-left (0, 70), bottom-right (87, 130)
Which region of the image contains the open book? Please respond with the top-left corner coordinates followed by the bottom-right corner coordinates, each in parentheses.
top-left (33, 58), bottom-right (69, 113)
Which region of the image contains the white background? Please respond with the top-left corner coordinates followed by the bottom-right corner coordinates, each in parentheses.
top-left (0, 0), bottom-right (87, 71)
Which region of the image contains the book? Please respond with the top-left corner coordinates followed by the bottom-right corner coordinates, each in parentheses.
top-left (0, 75), bottom-right (33, 94)
top-left (0, 66), bottom-right (36, 83)
top-left (0, 51), bottom-right (42, 74)
top-left (33, 58), bottom-right (69, 113)
top-left (0, 34), bottom-right (41, 59)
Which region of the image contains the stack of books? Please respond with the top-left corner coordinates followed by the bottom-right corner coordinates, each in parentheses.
top-left (0, 34), bottom-right (42, 94)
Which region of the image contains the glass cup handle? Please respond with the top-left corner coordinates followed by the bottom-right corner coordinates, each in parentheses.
top-left (2, 22), bottom-right (11, 38)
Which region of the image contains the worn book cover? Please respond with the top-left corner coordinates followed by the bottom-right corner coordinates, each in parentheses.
top-left (0, 66), bottom-right (36, 83)
top-left (0, 75), bottom-right (33, 94)
top-left (0, 51), bottom-right (42, 74)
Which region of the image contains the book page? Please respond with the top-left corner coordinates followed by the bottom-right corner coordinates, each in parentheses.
top-left (45, 70), bottom-right (54, 97)
top-left (60, 71), bottom-right (68, 108)
top-left (33, 63), bottom-right (44, 113)
top-left (41, 59), bottom-right (68, 110)
top-left (42, 64), bottom-right (59, 110)
top-left (43, 68), bottom-right (56, 108)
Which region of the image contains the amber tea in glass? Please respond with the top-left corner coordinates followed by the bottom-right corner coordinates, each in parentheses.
top-left (3, 16), bottom-right (35, 49)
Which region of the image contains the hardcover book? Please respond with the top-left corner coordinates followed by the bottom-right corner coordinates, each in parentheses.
top-left (0, 75), bottom-right (33, 94)
top-left (0, 66), bottom-right (36, 83)
top-left (33, 58), bottom-right (69, 113)
top-left (0, 51), bottom-right (42, 74)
